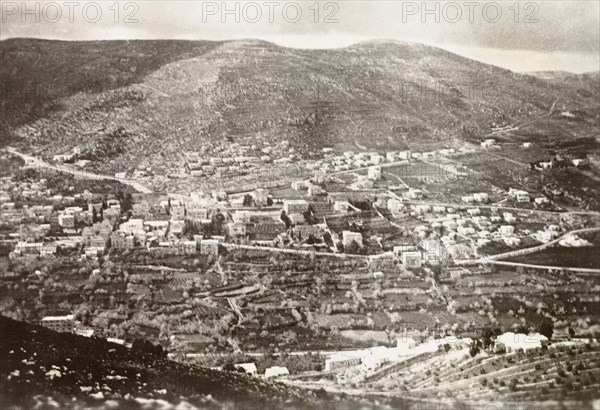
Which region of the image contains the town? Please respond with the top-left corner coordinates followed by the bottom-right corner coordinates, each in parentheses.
top-left (1, 135), bottom-right (599, 400)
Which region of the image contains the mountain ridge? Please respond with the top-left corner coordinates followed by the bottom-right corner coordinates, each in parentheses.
top-left (1, 38), bottom-right (598, 181)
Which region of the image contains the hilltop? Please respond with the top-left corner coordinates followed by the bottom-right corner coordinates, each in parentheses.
top-left (1, 38), bottom-right (598, 178)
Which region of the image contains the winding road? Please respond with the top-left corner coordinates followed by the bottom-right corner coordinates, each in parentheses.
top-left (5, 147), bottom-right (153, 193)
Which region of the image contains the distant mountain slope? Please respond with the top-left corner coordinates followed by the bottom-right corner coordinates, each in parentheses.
top-left (0, 39), bottom-right (598, 175)
top-left (0, 315), bottom-right (308, 408)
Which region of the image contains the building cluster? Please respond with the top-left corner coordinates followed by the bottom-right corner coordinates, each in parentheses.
top-left (387, 198), bottom-right (566, 261)
top-left (181, 140), bottom-right (299, 178)
top-left (39, 314), bottom-right (95, 338)
top-left (226, 363), bottom-right (290, 379)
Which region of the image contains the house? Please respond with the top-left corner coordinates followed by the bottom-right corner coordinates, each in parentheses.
top-left (499, 225), bottom-right (515, 236)
top-left (352, 175), bottom-right (373, 190)
top-left (234, 363), bottom-right (257, 376)
top-left (111, 231), bottom-right (134, 250)
top-left (572, 158), bottom-right (588, 167)
top-left (233, 210), bottom-right (251, 223)
top-left (481, 139), bottom-right (496, 148)
top-left (523, 142), bottom-right (532, 148)
top-left (473, 193), bottom-right (489, 203)
top-left (200, 239), bottom-right (219, 255)
top-left (370, 153), bottom-right (384, 164)
top-left (398, 150), bottom-right (411, 160)
top-left (120, 219), bottom-right (144, 233)
top-left (387, 199), bottom-right (405, 213)
top-left (393, 244), bottom-right (417, 255)
top-left (342, 231), bottom-right (363, 247)
top-left (144, 220), bottom-right (169, 232)
top-left (504, 236), bottom-right (521, 246)
top-left (407, 188), bottom-right (423, 199)
top-left (402, 251), bottom-right (422, 268)
top-left (264, 366), bottom-right (290, 378)
top-left (283, 199), bottom-right (308, 214)
top-left (292, 225), bottom-right (323, 240)
top-left (84, 246), bottom-right (102, 258)
top-left (41, 315), bottom-right (75, 333)
top-left (368, 166), bottom-right (382, 180)
top-left (334, 201), bottom-right (350, 213)
top-left (324, 353), bottom-right (361, 371)
top-left (503, 212), bottom-right (517, 223)
top-left (495, 332), bottom-right (548, 352)
top-left (58, 214), bottom-right (75, 228)
top-left (291, 180), bottom-right (307, 191)
top-left (227, 222), bottom-right (247, 237)
top-left (534, 197), bottom-right (549, 205)
top-left (179, 240), bottom-right (197, 255)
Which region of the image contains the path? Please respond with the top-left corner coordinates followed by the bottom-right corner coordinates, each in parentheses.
top-left (5, 147), bottom-right (153, 193)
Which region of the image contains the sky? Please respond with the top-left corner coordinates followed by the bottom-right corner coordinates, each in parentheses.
top-left (1, 0), bottom-right (599, 73)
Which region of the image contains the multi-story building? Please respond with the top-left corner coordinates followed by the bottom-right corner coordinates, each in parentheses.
top-left (283, 199), bottom-right (308, 214)
top-left (41, 315), bottom-right (75, 333)
top-left (200, 239), bottom-right (219, 255)
top-left (402, 251), bottom-right (422, 268)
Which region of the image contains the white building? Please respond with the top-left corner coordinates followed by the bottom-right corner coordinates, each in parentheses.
top-left (264, 366), bottom-right (290, 378)
top-left (368, 166), bottom-right (382, 181)
top-left (283, 199), bottom-right (308, 214)
top-left (387, 199), bottom-right (405, 213)
top-left (334, 201), bottom-right (350, 213)
top-left (200, 239), bottom-right (219, 255)
top-left (342, 230), bottom-right (363, 247)
top-left (495, 332), bottom-right (548, 352)
top-left (234, 363), bottom-right (257, 375)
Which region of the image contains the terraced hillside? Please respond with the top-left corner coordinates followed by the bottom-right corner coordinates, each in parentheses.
top-left (1, 39), bottom-right (598, 181)
top-left (369, 342), bottom-right (600, 406)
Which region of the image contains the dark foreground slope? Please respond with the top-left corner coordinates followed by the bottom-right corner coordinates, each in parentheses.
top-left (0, 315), bottom-right (310, 408)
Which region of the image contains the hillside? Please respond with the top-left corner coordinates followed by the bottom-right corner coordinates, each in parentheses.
top-left (1, 38), bottom-right (598, 179)
top-left (362, 341), bottom-right (600, 409)
top-left (0, 315), bottom-right (310, 408)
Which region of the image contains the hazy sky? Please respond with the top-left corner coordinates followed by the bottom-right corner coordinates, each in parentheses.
top-left (1, 0), bottom-right (599, 73)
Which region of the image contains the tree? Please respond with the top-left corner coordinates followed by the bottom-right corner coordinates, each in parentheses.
top-left (223, 363), bottom-right (236, 372)
top-left (280, 210), bottom-right (292, 228)
top-left (469, 340), bottom-right (481, 357)
top-left (243, 194), bottom-right (254, 206)
top-left (538, 320), bottom-right (554, 340)
top-left (345, 240), bottom-right (360, 255)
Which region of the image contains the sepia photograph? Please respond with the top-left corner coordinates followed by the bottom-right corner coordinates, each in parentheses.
top-left (0, 1), bottom-right (599, 409)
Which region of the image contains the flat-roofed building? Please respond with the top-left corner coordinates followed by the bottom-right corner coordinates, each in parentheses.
top-left (41, 315), bottom-right (75, 333)
top-left (342, 230), bottom-right (363, 247)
